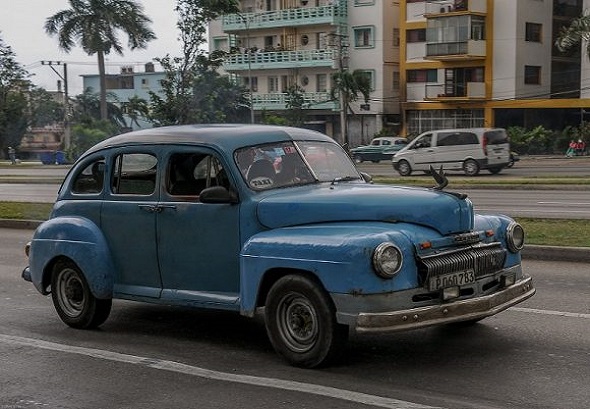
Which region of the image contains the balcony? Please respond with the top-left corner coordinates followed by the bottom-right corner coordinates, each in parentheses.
top-left (426, 40), bottom-right (486, 60)
top-left (222, 4), bottom-right (347, 32)
top-left (425, 82), bottom-right (485, 100)
top-left (424, 0), bottom-right (486, 16)
top-left (224, 49), bottom-right (340, 71)
top-left (252, 92), bottom-right (338, 111)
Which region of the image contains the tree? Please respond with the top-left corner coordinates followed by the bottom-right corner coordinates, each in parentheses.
top-left (555, 12), bottom-right (590, 58)
top-left (45, 0), bottom-right (156, 121)
top-left (149, 0), bottom-right (241, 125)
top-left (123, 95), bottom-right (150, 128)
top-left (71, 88), bottom-right (126, 129)
top-left (28, 87), bottom-right (65, 128)
top-left (331, 70), bottom-right (372, 144)
top-left (284, 84), bottom-right (306, 127)
top-left (0, 34), bottom-right (31, 155)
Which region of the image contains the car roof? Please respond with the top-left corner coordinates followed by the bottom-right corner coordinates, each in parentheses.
top-left (82, 124), bottom-right (334, 158)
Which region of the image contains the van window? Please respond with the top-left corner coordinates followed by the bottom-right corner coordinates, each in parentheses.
top-left (484, 130), bottom-right (509, 145)
top-left (437, 132), bottom-right (478, 146)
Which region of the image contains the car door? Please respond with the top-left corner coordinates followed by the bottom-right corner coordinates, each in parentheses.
top-left (409, 133), bottom-right (435, 171)
top-left (101, 149), bottom-right (162, 299)
top-left (156, 147), bottom-right (241, 309)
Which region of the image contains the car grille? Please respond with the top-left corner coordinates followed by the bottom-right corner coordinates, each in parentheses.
top-left (417, 243), bottom-right (507, 284)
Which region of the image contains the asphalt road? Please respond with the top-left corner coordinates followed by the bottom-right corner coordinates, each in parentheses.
top-left (2, 228), bottom-right (589, 409)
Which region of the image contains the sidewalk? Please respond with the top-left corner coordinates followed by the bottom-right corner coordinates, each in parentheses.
top-left (4, 218), bottom-right (589, 263)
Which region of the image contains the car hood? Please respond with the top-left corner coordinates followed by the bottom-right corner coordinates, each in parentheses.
top-left (257, 184), bottom-right (473, 235)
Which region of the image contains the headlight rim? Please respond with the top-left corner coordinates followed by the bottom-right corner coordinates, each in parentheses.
top-left (506, 222), bottom-right (525, 253)
top-left (372, 242), bottom-right (403, 279)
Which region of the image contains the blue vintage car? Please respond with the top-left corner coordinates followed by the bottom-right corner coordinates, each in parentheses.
top-left (22, 124), bottom-right (534, 368)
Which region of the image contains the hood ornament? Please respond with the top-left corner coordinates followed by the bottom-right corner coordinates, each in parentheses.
top-left (430, 165), bottom-right (448, 190)
top-left (429, 165), bottom-right (468, 200)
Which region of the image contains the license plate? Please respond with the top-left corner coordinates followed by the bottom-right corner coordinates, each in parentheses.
top-left (428, 270), bottom-right (475, 291)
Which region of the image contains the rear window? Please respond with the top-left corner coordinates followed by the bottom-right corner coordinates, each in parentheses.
top-left (485, 130), bottom-right (509, 145)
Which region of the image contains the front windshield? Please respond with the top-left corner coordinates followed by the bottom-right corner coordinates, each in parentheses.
top-left (235, 140), bottom-right (362, 191)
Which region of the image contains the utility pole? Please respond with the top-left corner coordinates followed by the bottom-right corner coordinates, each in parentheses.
top-left (329, 32), bottom-right (349, 145)
top-left (41, 61), bottom-right (70, 150)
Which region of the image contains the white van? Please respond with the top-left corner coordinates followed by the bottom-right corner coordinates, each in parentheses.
top-left (392, 128), bottom-right (511, 176)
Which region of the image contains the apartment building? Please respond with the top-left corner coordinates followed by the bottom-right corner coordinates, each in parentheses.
top-left (401, 0), bottom-right (590, 136)
top-left (208, 0), bottom-right (400, 146)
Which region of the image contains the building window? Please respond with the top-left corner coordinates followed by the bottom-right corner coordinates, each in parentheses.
top-left (268, 76), bottom-right (279, 92)
top-left (141, 78), bottom-right (149, 88)
top-left (356, 70), bottom-right (374, 90)
top-left (353, 26), bottom-right (375, 48)
top-left (407, 69), bottom-right (438, 83)
top-left (243, 76), bottom-right (258, 92)
top-left (393, 28), bottom-right (400, 47)
top-left (524, 66), bottom-right (541, 85)
top-left (525, 23), bottom-right (542, 42)
top-left (393, 72), bottom-right (400, 90)
top-left (407, 29), bottom-right (426, 43)
top-left (316, 74), bottom-right (327, 92)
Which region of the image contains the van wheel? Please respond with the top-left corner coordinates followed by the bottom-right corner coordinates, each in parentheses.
top-left (488, 167), bottom-right (502, 175)
top-left (397, 160), bottom-right (412, 176)
top-left (463, 159), bottom-right (480, 176)
top-left (51, 260), bottom-right (112, 329)
top-left (265, 275), bottom-right (348, 368)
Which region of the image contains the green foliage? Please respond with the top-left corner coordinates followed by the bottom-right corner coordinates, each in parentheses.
top-left (507, 123), bottom-right (589, 155)
top-left (260, 111), bottom-right (289, 125)
top-left (71, 88), bottom-right (126, 128)
top-left (68, 121), bottom-right (115, 159)
top-left (28, 87), bottom-right (65, 127)
top-left (0, 35), bottom-right (31, 155)
top-left (555, 13), bottom-right (590, 59)
top-left (45, 0), bottom-right (156, 120)
top-left (284, 84), bottom-right (305, 127)
top-left (149, 0), bottom-right (245, 126)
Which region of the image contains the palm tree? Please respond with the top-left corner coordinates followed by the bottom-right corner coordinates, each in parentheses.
top-left (45, 0), bottom-right (156, 121)
top-left (331, 70), bottom-right (372, 145)
top-left (555, 13), bottom-right (590, 57)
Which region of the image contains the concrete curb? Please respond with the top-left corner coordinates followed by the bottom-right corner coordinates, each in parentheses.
top-left (3, 219), bottom-right (589, 263)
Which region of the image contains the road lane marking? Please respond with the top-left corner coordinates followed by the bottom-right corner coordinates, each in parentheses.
top-left (511, 307), bottom-right (590, 319)
top-left (0, 334), bottom-right (439, 409)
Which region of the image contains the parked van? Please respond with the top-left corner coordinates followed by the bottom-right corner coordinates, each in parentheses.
top-left (392, 128), bottom-right (511, 176)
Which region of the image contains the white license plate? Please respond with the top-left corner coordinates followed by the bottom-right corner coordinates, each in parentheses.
top-left (428, 270), bottom-right (475, 291)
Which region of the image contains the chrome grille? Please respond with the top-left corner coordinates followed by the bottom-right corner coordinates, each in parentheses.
top-left (417, 243), bottom-right (507, 284)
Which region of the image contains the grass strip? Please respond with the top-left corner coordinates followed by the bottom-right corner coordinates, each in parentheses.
top-left (1, 202), bottom-right (587, 248)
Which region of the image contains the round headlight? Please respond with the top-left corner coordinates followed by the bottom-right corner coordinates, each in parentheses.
top-left (506, 222), bottom-right (525, 252)
top-left (372, 242), bottom-right (403, 278)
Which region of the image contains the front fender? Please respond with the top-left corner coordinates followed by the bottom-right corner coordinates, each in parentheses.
top-left (239, 223), bottom-right (417, 315)
top-left (29, 216), bottom-right (115, 299)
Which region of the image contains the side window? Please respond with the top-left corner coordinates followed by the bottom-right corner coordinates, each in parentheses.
top-left (437, 132), bottom-right (455, 147)
top-left (460, 132), bottom-right (479, 145)
top-left (71, 158), bottom-right (105, 194)
top-left (412, 134), bottom-right (432, 149)
top-left (111, 153), bottom-right (157, 195)
top-left (167, 153), bottom-right (229, 197)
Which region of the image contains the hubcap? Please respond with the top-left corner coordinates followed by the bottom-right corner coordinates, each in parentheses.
top-left (56, 268), bottom-right (85, 318)
top-left (277, 293), bottom-right (318, 353)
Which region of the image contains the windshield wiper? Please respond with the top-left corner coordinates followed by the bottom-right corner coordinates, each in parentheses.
top-left (331, 175), bottom-right (360, 185)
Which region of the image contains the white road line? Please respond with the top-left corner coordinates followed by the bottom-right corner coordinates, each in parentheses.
top-left (537, 202), bottom-right (590, 206)
top-left (511, 307), bottom-right (590, 319)
top-left (0, 334), bottom-right (439, 409)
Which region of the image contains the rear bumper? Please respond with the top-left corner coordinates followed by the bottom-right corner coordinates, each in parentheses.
top-left (354, 275), bottom-right (534, 333)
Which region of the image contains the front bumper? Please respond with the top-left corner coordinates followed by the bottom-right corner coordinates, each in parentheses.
top-left (354, 275), bottom-right (535, 333)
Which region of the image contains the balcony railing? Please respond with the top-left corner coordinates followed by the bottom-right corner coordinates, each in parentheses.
top-left (425, 0), bottom-right (486, 15)
top-left (252, 92), bottom-right (337, 111)
top-left (425, 82), bottom-right (485, 99)
top-left (222, 4), bottom-right (347, 31)
top-left (224, 49), bottom-right (340, 71)
top-left (426, 40), bottom-right (485, 59)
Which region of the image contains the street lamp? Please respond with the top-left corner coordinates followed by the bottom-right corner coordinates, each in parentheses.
top-left (237, 12), bottom-right (255, 124)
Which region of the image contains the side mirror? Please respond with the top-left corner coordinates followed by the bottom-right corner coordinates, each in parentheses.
top-left (200, 186), bottom-right (239, 204)
top-left (360, 172), bottom-right (373, 184)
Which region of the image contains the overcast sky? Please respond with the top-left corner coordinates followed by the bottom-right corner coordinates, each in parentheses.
top-left (0, 0), bottom-right (182, 95)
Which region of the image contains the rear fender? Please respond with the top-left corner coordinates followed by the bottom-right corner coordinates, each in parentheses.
top-left (29, 217), bottom-right (115, 299)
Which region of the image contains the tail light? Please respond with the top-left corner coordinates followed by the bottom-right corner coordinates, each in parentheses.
top-left (482, 134), bottom-right (488, 156)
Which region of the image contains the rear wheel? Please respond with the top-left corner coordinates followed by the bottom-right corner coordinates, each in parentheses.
top-left (265, 275), bottom-right (348, 368)
top-left (397, 160), bottom-right (412, 176)
top-left (51, 260), bottom-right (112, 329)
top-left (463, 159), bottom-right (480, 176)
top-left (488, 167), bottom-right (503, 175)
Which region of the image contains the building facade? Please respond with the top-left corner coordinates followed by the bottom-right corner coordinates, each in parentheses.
top-left (401, 0), bottom-right (590, 136)
top-left (209, 0), bottom-right (400, 146)
top-left (81, 62), bottom-right (166, 130)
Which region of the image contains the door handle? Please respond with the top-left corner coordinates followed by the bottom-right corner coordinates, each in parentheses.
top-left (158, 204), bottom-right (177, 212)
top-left (138, 204), bottom-right (158, 213)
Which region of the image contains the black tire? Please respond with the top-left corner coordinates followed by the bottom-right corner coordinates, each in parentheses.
top-left (265, 275), bottom-right (348, 368)
top-left (463, 159), bottom-right (480, 176)
top-left (488, 167), bottom-right (502, 175)
top-left (397, 160), bottom-right (412, 176)
top-left (51, 260), bottom-right (112, 329)
top-left (353, 155), bottom-right (363, 163)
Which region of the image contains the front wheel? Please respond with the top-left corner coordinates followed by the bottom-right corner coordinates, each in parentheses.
top-left (463, 159), bottom-right (480, 176)
top-left (51, 260), bottom-right (112, 329)
top-left (265, 275), bottom-right (348, 368)
top-left (396, 160), bottom-right (412, 176)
